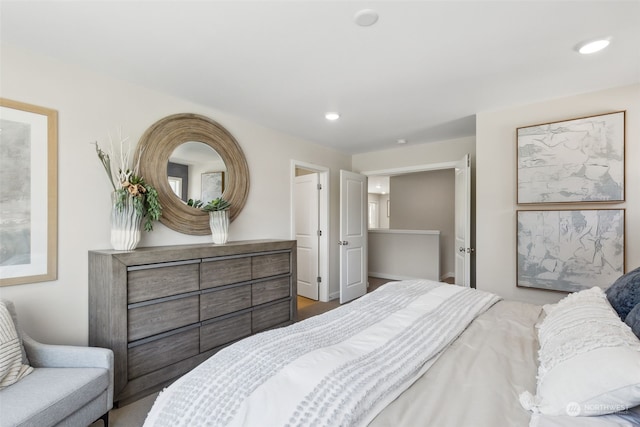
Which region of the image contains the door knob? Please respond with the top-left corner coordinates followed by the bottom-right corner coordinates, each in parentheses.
top-left (339, 241), bottom-right (349, 245)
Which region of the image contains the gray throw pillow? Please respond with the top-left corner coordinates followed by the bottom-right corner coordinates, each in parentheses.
top-left (625, 303), bottom-right (640, 340)
top-left (605, 266), bottom-right (640, 321)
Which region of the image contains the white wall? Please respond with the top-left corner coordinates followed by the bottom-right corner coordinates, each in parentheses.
top-left (390, 170), bottom-right (455, 278)
top-left (368, 230), bottom-right (440, 281)
top-left (352, 136), bottom-right (475, 173)
top-left (0, 44), bottom-right (351, 345)
top-left (476, 84), bottom-right (640, 306)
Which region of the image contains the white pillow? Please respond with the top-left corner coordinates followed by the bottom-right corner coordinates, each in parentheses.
top-left (520, 287), bottom-right (640, 416)
top-left (0, 301), bottom-right (33, 390)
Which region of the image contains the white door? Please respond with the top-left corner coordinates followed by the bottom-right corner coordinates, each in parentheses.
top-left (340, 170), bottom-right (367, 303)
top-left (454, 154), bottom-right (471, 287)
top-left (295, 173), bottom-right (320, 300)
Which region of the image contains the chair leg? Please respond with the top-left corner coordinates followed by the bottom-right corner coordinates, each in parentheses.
top-left (100, 411), bottom-right (109, 426)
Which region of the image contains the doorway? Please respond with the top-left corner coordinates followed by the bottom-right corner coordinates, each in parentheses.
top-left (290, 160), bottom-right (330, 302)
top-left (362, 155), bottom-right (471, 287)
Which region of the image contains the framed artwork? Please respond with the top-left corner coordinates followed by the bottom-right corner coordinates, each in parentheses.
top-left (517, 209), bottom-right (624, 292)
top-left (201, 171), bottom-right (225, 203)
top-left (0, 98), bottom-right (58, 286)
top-left (517, 111), bottom-right (625, 204)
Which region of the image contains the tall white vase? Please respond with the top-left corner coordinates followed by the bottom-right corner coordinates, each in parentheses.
top-left (111, 193), bottom-right (143, 251)
top-left (209, 210), bottom-right (229, 244)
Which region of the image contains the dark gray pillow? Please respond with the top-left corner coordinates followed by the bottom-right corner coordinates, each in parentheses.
top-left (625, 303), bottom-right (640, 340)
top-left (606, 266), bottom-right (640, 321)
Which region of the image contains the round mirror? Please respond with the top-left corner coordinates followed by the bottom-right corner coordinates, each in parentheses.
top-left (136, 113), bottom-right (250, 235)
top-left (167, 142), bottom-right (226, 204)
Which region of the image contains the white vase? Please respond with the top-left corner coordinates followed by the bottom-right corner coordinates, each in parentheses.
top-left (209, 210), bottom-right (229, 244)
top-left (111, 193), bottom-right (143, 251)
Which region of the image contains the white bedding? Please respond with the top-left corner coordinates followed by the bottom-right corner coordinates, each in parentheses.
top-left (143, 280), bottom-right (500, 427)
top-left (370, 299), bottom-right (542, 427)
top-left (369, 299), bottom-right (640, 427)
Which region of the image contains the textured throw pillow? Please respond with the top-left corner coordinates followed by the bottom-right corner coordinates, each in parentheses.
top-left (520, 287), bottom-right (640, 416)
top-left (0, 301), bottom-right (33, 390)
top-left (0, 299), bottom-right (29, 365)
top-left (606, 266), bottom-right (640, 321)
top-left (626, 304), bottom-right (640, 340)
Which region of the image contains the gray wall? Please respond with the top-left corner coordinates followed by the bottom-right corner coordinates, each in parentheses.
top-left (390, 169), bottom-right (455, 279)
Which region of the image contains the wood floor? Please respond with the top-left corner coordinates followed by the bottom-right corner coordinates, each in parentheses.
top-left (297, 277), bottom-right (392, 321)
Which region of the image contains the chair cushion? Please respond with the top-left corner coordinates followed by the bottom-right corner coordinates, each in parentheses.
top-left (0, 301), bottom-right (32, 390)
top-left (0, 367), bottom-right (109, 427)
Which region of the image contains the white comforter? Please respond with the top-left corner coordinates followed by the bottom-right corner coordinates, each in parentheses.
top-left (143, 280), bottom-right (500, 427)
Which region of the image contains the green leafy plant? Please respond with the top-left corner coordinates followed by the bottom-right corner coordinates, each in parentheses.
top-left (201, 197), bottom-right (231, 212)
top-left (187, 199), bottom-right (204, 209)
top-left (92, 129), bottom-right (162, 232)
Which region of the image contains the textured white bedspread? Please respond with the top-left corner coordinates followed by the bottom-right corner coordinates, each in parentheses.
top-left (143, 280), bottom-right (500, 427)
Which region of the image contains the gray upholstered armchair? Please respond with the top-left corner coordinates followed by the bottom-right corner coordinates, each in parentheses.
top-left (0, 300), bottom-right (113, 427)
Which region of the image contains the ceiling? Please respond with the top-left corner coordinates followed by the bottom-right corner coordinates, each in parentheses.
top-left (368, 175), bottom-right (390, 194)
top-left (1, 1), bottom-right (639, 154)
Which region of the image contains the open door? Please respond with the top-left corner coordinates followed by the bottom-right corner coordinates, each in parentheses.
top-left (340, 170), bottom-right (367, 303)
top-left (294, 173), bottom-right (320, 300)
top-left (454, 154), bottom-right (471, 287)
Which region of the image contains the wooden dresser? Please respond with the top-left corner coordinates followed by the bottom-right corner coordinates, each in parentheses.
top-left (88, 240), bottom-right (297, 406)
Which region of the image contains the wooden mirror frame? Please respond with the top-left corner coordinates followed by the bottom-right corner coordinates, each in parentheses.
top-left (136, 113), bottom-right (250, 235)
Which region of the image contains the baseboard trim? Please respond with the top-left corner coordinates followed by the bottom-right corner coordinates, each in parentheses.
top-left (440, 272), bottom-right (455, 281)
top-left (369, 272), bottom-right (425, 281)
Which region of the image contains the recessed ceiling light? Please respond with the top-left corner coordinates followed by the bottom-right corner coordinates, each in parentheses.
top-left (325, 112), bottom-right (340, 121)
top-left (576, 38), bottom-right (611, 54)
top-left (397, 138), bottom-right (407, 145)
top-left (354, 9), bottom-right (379, 27)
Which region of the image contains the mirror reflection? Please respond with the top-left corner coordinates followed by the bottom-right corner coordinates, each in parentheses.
top-left (167, 141), bottom-right (226, 205)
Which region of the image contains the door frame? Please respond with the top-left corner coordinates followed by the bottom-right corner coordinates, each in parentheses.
top-left (361, 159), bottom-right (467, 284)
top-left (290, 160), bottom-right (330, 302)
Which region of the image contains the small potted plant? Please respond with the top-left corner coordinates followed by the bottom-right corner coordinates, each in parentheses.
top-left (200, 197), bottom-right (231, 244)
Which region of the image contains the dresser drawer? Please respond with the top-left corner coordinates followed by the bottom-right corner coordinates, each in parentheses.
top-left (200, 312), bottom-right (251, 352)
top-left (128, 295), bottom-right (200, 341)
top-left (252, 277), bottom-right (290, 306)
top-left (201, 257), bottom-right (251, 289)
top-left (200, 285), bottom-right (251, 321)
top-left (252, 252), bottom-right (290, 279)
top-left (128, 327), bottom-right (199, 379)
top-left (252, 300), bottom-right (291, 332)
top-left (128, 262), bottom-right (199, 304)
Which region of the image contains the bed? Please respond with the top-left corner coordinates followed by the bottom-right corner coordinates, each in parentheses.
top-left (142, 279), bottom-right (640, 427)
